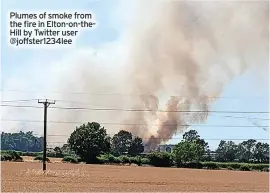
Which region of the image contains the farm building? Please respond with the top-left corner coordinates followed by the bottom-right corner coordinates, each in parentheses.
top-left (157, 144), bottom-right (176, 153)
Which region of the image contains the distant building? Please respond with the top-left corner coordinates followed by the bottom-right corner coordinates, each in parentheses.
top-left (143, 144), bottom-right (177, 153)
top-left (157, 144), bottom-right (176, 153)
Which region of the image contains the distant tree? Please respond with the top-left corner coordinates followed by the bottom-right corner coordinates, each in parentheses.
top-left (111, 130), bottom-right (144, 156)
top-left (128, 136), bottom-right (144, 156)
top-left (236, 139), bottom-right (257, 163)
top-left (1, 131), bottom-right (43, 152)
top-left (173, 130), bottom-right (209, 165)
top-left (67, 122), bottom-right (110, 163)
top-left (174, 141), bottom-right (198, 165)
top-left (183, 130), bottom-right (208, 149)
top-left (54, 146), bottom-right (61, 153)
top-left (54, 146), bottom-right (63, 157)
top-left (61, 144), bottom-right (69, 152)
top-left (254, 142), bottom-right (269, 163)
top-left (111, 130), bottom-right (133, 156)
top-left (202, 148), bottom-right (212, 162)
top-left (215, 140), bottom-right (238, 162)
top-left (183, 130), bottom-right (200, 142)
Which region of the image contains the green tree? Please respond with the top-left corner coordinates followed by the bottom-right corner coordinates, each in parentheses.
top-left (60, 144), bottom-right (70, 153)
top-left (148, 152), bottom-right (173, 167)
top-left (202, 148), bottom-right (212, 162)
top-left (54, 146), bottom-right (63, 157)
top-left (236, 139), bottom-right (257, 163)
top-left (173, 130), bottom-right (209, 165)
top-left (128, 136), bottom-right (144, 156)
top-left (215, 140), bottom-right (238, 162)
top-left (1, 131), bottom-right (43, 152)
top-left (54, 146), bottom-right (61, 153)
top-left (67, 122), bottom-right (110, 163)
top-left (254, 142), bottom-right (269, 163)
top-left (183, 130), bottom-right (200, 141)
top-left (111, 130), bottom-right (133, 156)
top-left (173, 141), bottom-right (197, 165)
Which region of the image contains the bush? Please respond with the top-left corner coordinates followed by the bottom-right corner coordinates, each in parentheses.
top-left (97, 154), bottom-right (109, 164)
top-left (202, 162), bottom-right (219, 170)
top-left (215, 162), bottom-right (241, 170)
top-left (1, 154), bottom-right (12, 161)
top-left (21, 152), bottom-right (40, 157)
top-left (215, 162), bottom-right (227, 169)
top-left (1, 151), bottom-right (23, 162)
top-left (46, 152), bottom-right (64, 158)
top-left (62, 156), bottom-right (78, 163)
top-left (14, 156), bottom-right (23, 162)
top-left (262, 167), bottom-right (269, 172)
top-left (239, 165), bottom-right (251, 171)
top-left (129, 156), bottom-right (137, 164)
top-left (2, 151), bottom-right (23, 161)
top-left (128, 156), bottom-right (144, 166)
top-left (15, 151), bottom-right (23, 156)
top-left (77, 157), bottom-right (82, 162)
top-left (202, 162), bottom-right (269, 172)
top-left (119, 155), bottom-right (131, 164)
top-left (97, 155), bottom-right (144, 166)
top-left (248, 164), bottom-right (269, 171)
top-left (113, 157), bottom-right (121, 164)
top-left (229, 163), bottom-right (242, 169)
top-left (97, 154), bottom-right (121, 164)
top-left (135, 156), bottom-right (142, 166)
top-left (107, 154), bottom-right (120, 163)
top-left (179, 162), bottom-right (203, 169)
top-left (34, 155), bottom-right (50, 162)
top-left (6, 150), bottom-right (21, 160)
top-left (141, 158), bottom-right (150, 165)
top-left (148, 152), bottom-right (173, 167)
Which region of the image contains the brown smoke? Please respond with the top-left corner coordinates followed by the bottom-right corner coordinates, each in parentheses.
top-left (122, 0), bottom-right (269, 150)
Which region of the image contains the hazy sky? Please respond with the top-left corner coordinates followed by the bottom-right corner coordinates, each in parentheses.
top-left (1, 0), bottom-right (269, 149)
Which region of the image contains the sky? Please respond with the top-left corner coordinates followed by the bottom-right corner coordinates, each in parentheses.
top-left (1, 0), bottom-right (269, 150)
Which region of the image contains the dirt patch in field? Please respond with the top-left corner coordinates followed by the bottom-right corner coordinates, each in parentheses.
top-left (1, 162), bottom-right (269, 192)
top-left (22, 156), bottom-right (62, 163)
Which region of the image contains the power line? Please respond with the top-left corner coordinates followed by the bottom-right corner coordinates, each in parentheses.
top-left (211, 115), bottom-right (270, 121)
top-left (1, 99), bottom-right (38, 103)
top-left (1, 119), bottom-right (269, 128)
top-left (1, 89), bottom-right (267, 99)
top-left (45, 138), bottom-right (269, 142)
top-left (1, 104), bottom-right (43, 108)
top-left (25, 133), bottom-right (270, 141)
top-left (1, 104), bottom-right (269, 114)
top-left (2, 101), bottom-right (269, 119)
top-left (2, 99), bottom-right (269, 113)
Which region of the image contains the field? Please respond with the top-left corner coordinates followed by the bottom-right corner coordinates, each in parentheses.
top-left (1, 162), bottom-right (269, 192)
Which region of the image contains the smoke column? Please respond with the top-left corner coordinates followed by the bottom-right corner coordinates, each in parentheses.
top-left (122, 0), bottom-right (269, 150)
top-left (1, 0), bottom-right (268, 149)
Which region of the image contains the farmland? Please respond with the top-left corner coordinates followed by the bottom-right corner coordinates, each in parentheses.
top-left (2, 162), bottom-right (269, 192)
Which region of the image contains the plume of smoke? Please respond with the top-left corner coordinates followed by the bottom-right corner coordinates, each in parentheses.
top-left (123, 0), bottom-right (269, 150)
top-left (1, 0), bottom-right (268, 149)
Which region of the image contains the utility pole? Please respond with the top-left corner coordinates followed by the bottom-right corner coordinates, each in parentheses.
top-left (38, 99), bottom-right (55, 171)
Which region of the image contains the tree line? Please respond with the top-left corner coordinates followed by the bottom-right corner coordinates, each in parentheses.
top-left (1, 131), bottom-right (43, 152)
top-left (1, 122), bottom-right (269, 164)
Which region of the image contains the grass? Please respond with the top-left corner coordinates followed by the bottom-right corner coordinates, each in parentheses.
top-left (202, 162), bottom-right (269, 172)
top-left (24, 169), bottom-right (88, 177)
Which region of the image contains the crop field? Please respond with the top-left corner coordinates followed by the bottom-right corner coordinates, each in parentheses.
top-left (1, 162), bottom-right (269, 192)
